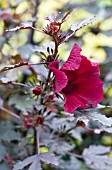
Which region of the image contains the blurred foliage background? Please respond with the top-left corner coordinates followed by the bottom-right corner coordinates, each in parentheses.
top-left (0, 0), bottom-right (112, 170)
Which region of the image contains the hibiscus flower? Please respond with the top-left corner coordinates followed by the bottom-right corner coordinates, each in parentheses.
top-left (49, 44), bottom-right (103, 113)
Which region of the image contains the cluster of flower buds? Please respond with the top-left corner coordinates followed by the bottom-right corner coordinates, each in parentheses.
top-left (23, 115), bottom-right (44, 129)
top-left (42, 11), bottom-right (73, 51)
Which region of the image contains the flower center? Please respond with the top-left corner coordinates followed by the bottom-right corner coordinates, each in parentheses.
top-left (68, 80), bottom-right (71, 84)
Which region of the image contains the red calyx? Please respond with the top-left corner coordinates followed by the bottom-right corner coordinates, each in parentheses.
top-left (34, 115), bottom-right (44, 125)
top-left (32, 86), bottom-right (42, 95)
top-left (24, 116), bottom-right (33, 128)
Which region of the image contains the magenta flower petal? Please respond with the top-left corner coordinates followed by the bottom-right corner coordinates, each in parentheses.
top-left (62, 94), bottom-right (88, 113)
top-left (48, 61), bottom-right (59, 69)
top-left (62, 77), bottom-right (103, 112)
top-left (61, 44), bottom-right (82, 71)
top-left (62, 56), bottom-right (103, 112)
top-left (49, 44), bottom-right (103, 113)
top-left (49, 61), bottom-right (68, 93)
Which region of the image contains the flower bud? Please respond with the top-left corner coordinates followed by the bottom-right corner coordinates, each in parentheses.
top-left (24, 116), bottom-right (33, 129)
top-left (47, 55), bottom-right (54, 62)
top-left (34, 115), bottom-right (44, 125)
top-left (32, 86), bottom-right (42, 95)
top-left (51, 25), bottom-right (59, 33)
top-left (44, 94), bottom-right (55, 102)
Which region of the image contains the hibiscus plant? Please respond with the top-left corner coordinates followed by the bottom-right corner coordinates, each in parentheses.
top-left (0, 10), bottom-right (112, 170)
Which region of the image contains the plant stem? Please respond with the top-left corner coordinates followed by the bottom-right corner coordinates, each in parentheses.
top-left (0, 107), bottom-right (20, 120)
top-left (53, 34), bottom-right (58, 57)
top-left (0, 62), bottom-right (48, 73)
top-left (9, 82), bottom-right (30, 88)
top-left (65, 125), bottom-right (77, 134)
top-left (66, 151), bottom-right (83, 159)
top-left (29, 62), bottom-right (49, 65)
top-left (36, 126), bottom-right (40, 155)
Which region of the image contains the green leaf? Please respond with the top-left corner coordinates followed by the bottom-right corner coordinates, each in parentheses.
top-left (0, 35), bottom-right (5, 50)
top-left (0, 144), bottom-right (7, 162)
top-left (28, 157), bottom-right (42, 170)
top-left (0, 129), bottom-right (20, 142)
top-left (83, 145), bottom-right (112, 170)
top-left (97, 104), bottom-right (112, 109)
top-left (0, 77), bottom-right (10, 83)
top-left (58, 156), bottom-right (82, 170)
top-left (0, 163), bottom-right (10, 170)
top-left (69, 130), bottom-right (82, 141)
top-left (65, 16), bottom-right (96, 41)
top-left (33, 64), bottom-right (48, 78)
top-left (2, 130), bottom-right (20, 142)
top-left (0, 123), bottom-right (21, 142)
top-left (75, 111), bottom-right (112, 127)
top-left (33, 42), bottom-right (55, 53)
top-left (13, 155), bottom-right (37, 170)
top-left (50, 142), bottom-right (75, 155)
top-left (8, 95), bottom-right (34, 112)
top-left (39, 152), bottom-right (59, 166)
top-left (18, 44), bottom-right (34, 59)
top-left (0, 62), bottom-right (28, 73)
top-left (71, 16), bottom-right (96, 32)
top-left (13, 155), bottom-right (42, 170)
top-left (18, 138), bottom-right (30, 149)
top-left (94, 127), bottom-right (112, 134)
top-left (6, 68), bottom-right (19, 81)
top-left (0, 98), bottom-right (3, 108)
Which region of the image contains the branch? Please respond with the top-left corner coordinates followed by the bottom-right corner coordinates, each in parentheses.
top-left (36, 126), bottom-right (40, 155)
top-left (0, 62), bottom-right (48, 73)
top-left (0, 106), bottom-right (21, 121)
top-left (66, 151), bottom-right (83, 159)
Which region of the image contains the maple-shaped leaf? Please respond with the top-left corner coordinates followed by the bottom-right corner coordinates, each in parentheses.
top-left (45, 10), bottom-right (73, 25)
top-left (6, 22), bottom-right (33, 32)
top-left (0, 144), bottom-right (7, 162)
top-left (65, 16), bottom-right (95, 41)
top-left (0, 129), bottom-right (20, 142)
top-left (61, 10), bottom-right (73, 23)
top-left (71, 16), bottom-right (96, 32)
top-left (13, 152), bottom-right (58, 170)
top-left (13, 155), bottom-right (42, 170)
top-left (18, 44), bottom-right (34, 59)
top-left (0, 123), bottom-right (21, 142)
top-left (39, 152), bottom-right (59, 166)
top-left (0, 98), bottom-right (3, 108)
top-left (83, 145), bottom-right (112, 170)
top-left (28, 157), bottom-right (42, 170)
top-left (50, 142), bottom-right (75, 155)
top-left (33, 42), bottom-right (55, 53)
top-left (5, 22), bottom-right (42, 33)
top-left (13, 155), bottom-right (37, 170)
top-left (0, 35), bottom-right (5, 50)
top-left (8, 95), bottom-right (35, 112)
top-left (97, 104), bottom-right (112, 109)
top-left (58, 156), bottom-right (82, 170)
top-left (0, 162), bottom-right (9, 170)
top-left (94, 126), bottom-right (112, 134)
top-left (0, 62), bottom-right (28, 72)
top-left (74, 111), bottom-right (112, 127)
top-left (45, 13), bottom-right (57, 22)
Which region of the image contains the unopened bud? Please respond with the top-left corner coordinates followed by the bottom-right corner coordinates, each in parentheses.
top-left (52, 25), bottom-right (59, 33)
top-left (47, 55), bottom-right (54, 62)
top-left (24, 116), bottom-right (33, 128)
top-left (34, 115), bottom-right (44, 125)
top-left (32, 86), bottom-right (42, 95)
